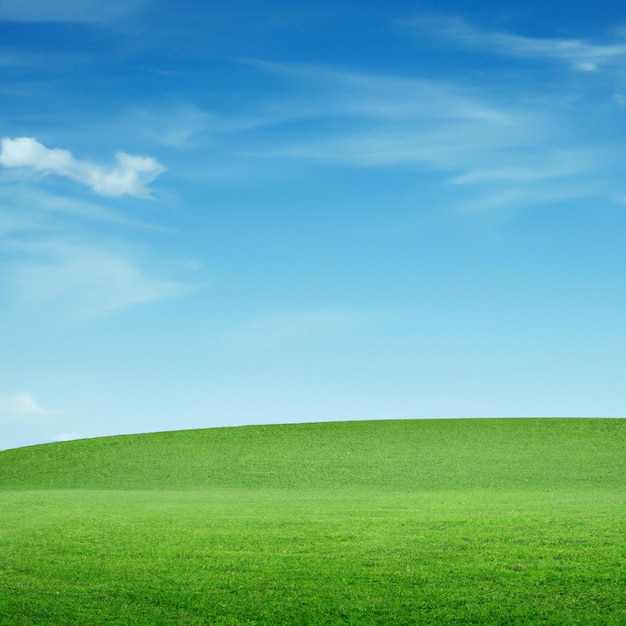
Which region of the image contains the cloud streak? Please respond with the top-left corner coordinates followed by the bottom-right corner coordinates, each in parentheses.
top-left (447, 149), bottom-right (598, 185)
top-left (0, 392), bottom-right (73, 451)
top-left (248, 60), bottom-right (512, 124)
top-left (229, 59), bottom-right (626, 212)
top-left (129, 105), bottom-right (220, 148)
top-left (0, 137), bottom-right (165, 197)
top-left (3, 238), bottom-right (192, 317)
top-left (241, 62), bottom-right (549, 174)
top-left (409, 16), bottom-right (626, 72)
top-left (0, 392), bottom-right (59, 423)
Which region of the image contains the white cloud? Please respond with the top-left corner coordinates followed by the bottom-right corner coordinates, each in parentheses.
top-left (410, 16), bottom-right (626, 72)
top-left (0, 146), bottom-right (196, 319)
top-left (0, 137), bottom-right (165, 198)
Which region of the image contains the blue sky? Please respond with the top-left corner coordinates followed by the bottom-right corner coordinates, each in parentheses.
top-left (2, 0), bottom-right (626, 450)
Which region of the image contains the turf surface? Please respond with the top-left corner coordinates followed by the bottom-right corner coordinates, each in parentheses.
top-left (1, 418), bottom-right (625, 624)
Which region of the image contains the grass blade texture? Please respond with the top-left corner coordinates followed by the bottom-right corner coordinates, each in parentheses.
top-left (1, 418), bottom-right (625, 624)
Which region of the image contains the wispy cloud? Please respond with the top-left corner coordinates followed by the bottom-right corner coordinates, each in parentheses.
top-left (0, 392), bottom-right (59, 422)
top-left (0, 134), bottom-right (198, 320)
top-left (0, 392), bottom-right (75, 450)
top-left (240, 62), bottom-right (551, 177)
top-left (247, 59), bottom-right (512, 123)
top-left (128, 105), bottom-right (220, 149)
top-left (0, 185), bottom-right (166, 231)
top-left (408, 16), bottom-right (626, 72)
top-left (452, 178), bottom-right (610, 213)
top-left (125, 101), bottom-right (331, 153)
top-left (447, 149), bottom-right (598, 185)
top-left (2, 238), bottom-right (193, 317)
top-left (236, 60), bottom-right (626, 211)
top-left (0, 138), bottom-right (165, 198)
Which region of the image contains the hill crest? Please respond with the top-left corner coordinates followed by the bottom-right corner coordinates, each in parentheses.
top-left (1, 418), bottom-right (624, 491)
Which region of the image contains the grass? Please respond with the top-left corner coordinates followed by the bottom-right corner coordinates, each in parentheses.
top-left (1, 418), bottom-right (625, 624)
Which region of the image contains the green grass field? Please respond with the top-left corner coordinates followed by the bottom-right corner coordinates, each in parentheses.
top-left (1, 418), bottom-right (625, 625)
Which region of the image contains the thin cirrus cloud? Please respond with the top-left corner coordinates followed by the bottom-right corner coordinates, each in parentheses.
top-left (5, 239), bottom-right (191, 317)
top-left (0, 185), bottom-right (166, 231)
top-left (242, 60), bottom-right (621, 207)
top-left (408, 16), bottom-right (626, 72)
top-left (244, 62), bottom-right (551, 177)
top-left (0, 392), bottom-right (69, 451)
top-left (128, 105), bottom-right (221, 149)
top-left (447, 149), bottom-right (600, 185)
top-left (128, 62), bottom-right (554, 189)
top-left (0, 137), bottom-right (165, 198)
top-left (248, 60), bottom-right (512, 124)
top-left (0, 392), bottom-right (59, 423)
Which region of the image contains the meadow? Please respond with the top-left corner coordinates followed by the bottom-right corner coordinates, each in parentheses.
top-left (0, 418), bottom-right (624, 625)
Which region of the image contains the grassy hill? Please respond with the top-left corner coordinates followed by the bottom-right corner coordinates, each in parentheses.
top-left (1, 418), bottom-right (624, 490)
top-left (1, 418), bottom-right (625, 625)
